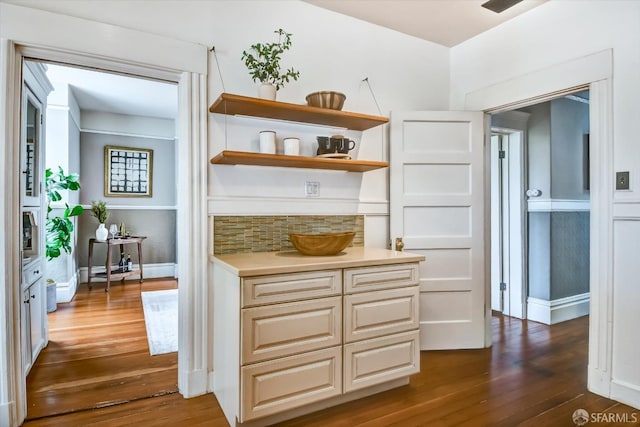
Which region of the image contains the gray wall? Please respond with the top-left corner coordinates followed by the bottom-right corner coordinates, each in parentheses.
top-left (78, 209), bottom-right (176, 267)
top-left (524, 96), bottom-right (590, 302)
top-left (79, 132), bottom-right (176, 206)
top-left (550, 97), bottom-right (590, 200)
top-left (78, 132), bottom-right (177, 268)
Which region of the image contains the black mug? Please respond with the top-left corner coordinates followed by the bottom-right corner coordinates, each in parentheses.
top-left (335, 138), bottom-right (355, 154)
top-left (317, 136), bottom-right (339, 155)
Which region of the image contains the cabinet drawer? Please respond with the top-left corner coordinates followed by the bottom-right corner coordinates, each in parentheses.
top-left (344, 330), bottom-right (420, 393)
top-left (242, 296), bottom-right (342, 364)
top-left (242, 269), bottom-right (342, 307)
top-left (344, 263), bottom-right (419, 294)
top-left (23, 259), bottom-right (43, 287)
top-left (240, 346), bottom-right (342, 422)
top-left (344, 286), bottom-right (419, 343)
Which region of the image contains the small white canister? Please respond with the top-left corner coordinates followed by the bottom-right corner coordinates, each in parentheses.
top-left (283, 137), bottom-right (300, 156)
top-left (259, 130), bottom-right (276, 154)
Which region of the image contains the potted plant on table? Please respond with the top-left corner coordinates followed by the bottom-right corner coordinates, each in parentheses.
top-left (241, 28), bottom-right (301, 100)
top-left (90, 200), bottom-right (109, 241)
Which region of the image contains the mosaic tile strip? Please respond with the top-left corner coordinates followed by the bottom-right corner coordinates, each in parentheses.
top-left (214, 215), bottom-right (364, 254)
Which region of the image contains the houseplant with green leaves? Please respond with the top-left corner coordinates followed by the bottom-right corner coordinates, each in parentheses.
top-left (90, 200), bottom-right (109, 241)
top-left (241, 28), bottom-right (300, 100)
top-left (45, 167), bottom-right (84, 260)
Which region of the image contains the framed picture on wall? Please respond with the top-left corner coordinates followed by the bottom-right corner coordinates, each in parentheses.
top-left (104, 145), bottom-right (153, 197)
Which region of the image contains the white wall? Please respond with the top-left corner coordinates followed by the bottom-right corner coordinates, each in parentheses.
top-left (44, 75), bottom-right (82, 295)
top-left (1, 0), bottom-right (450, 247)
top-left (451, 0), bottom-right (640, 409)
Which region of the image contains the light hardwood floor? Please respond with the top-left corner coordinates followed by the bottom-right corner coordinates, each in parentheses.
top-left (24, 281), bottom-right (639, 426)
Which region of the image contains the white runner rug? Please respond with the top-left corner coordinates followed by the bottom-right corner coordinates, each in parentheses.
top-left (141, 289), bottom-right (178, 356)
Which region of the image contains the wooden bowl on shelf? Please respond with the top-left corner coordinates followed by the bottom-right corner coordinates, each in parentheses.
top-left (289, 231), bottom-right (355, 256)
top-left (305, 91), bottom-right (346, 110)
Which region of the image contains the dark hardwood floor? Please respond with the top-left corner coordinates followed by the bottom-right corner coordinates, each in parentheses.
top-left (24, 284), bottom-right (639, 426)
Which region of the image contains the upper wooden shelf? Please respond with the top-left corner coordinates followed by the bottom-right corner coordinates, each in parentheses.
top-left (209, 93), bottom-right (388, 131)
top-left (210, 151), bottom-right (388, 173)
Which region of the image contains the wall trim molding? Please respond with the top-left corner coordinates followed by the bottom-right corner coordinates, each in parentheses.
top-left (54, 273), bottom-right (78, 304)
top-left (0, 401), bottom-right (14, 427)
top-left (208, 196), bottom-right (389, 216)
top-left (613, 202), bottom-right (640, 220)
top-left (610, 379), bottom-right (640, 411)
top-left (527, 198), bottom-right (591, 212)
top-left (79, 204), bottom-right (177, 211)
top-left (527, 292), bottom-right (590, 325)
top-left (80, 127), bottom-right (176, 141)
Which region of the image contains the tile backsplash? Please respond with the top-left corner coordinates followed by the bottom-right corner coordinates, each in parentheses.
top-left (213, 215), bottom-right (364, 254)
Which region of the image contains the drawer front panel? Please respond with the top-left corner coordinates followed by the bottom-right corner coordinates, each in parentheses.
top-left (344, 286), bottom-right (419, 343)
top-left (23, 260), bottom-right (43, 287)
top-left (243, 270), bottom-right (342, 307)
top-left (344, 263), bottom-right (419, 294)
top-left (240, 346), bottom-right (342, 422)
top-left (242, 296), bottom-right (342, 364)
top-left (344, 330), bottom-right (420, 393)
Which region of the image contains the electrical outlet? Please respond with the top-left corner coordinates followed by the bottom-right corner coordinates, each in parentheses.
top-left (616, 171), bottom-right (630, 190)
top-left (305, 181), bottom-right (320, 197)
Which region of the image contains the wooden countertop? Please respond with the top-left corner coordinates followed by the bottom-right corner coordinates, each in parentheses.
top-left (211, 247), bottom-right (425, 277)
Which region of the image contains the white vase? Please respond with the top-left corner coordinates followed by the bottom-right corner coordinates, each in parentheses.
top-left (283, 137), bottom-right (300, 155)
top-left (258, 83), bottom-right (277, 100)
top-left (259, 130), bottom-right (276, 154)
top-left (96, 223), bottom-right (108, 241)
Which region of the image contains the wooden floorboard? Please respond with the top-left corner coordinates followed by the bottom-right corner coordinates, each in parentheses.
top-left (25, 279), bottom-right (179, 420)
top-left (24, 287), bottom-right (640, 426)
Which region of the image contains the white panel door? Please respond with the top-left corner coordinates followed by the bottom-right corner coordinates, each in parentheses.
top-left (390, 111), bottom-right (487, 349)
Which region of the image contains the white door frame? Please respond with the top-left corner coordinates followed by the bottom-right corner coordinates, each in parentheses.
top-left (0, 5), bottom-right (209, 426)
top-left (465, 49), bottom-right (613, 399)
top-left (490, 131), bottom-right (526, 318)
top-left (489, 110), bottom-right (530, 319)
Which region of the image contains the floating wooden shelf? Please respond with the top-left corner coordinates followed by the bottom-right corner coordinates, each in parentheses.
top-left (210, 151), bottom-right (388, 172)
top-left (209, 93), bottom-right (388, 131)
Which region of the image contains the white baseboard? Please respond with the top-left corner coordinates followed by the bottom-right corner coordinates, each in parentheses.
top-left (55, 273), bottom-right (78, 303)
top-left (527, 292), bottom-right (590, 325)
top-left (0, 400), bottom-right (15, 427)
top-left (208, 371), bottom-right (215, 394)
top-left (611, 379), bottom-right (640, 411)
top-left (78, 263), bottom-right (177, 284)
top-left (588, 365), bottom-right (612, 398)
top-left (180, 368), bottom-right (208, 398)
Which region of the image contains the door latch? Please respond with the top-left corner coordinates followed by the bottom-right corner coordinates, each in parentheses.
top-left (395, 237), bottom-right (404, 252)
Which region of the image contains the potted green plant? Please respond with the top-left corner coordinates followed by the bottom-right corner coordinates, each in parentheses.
top-left (241, 28), bottom-right (300, 100)
top-left (45, 167), bottom-right (84, 260)
top-left (90, 200), bottom-right (109, 241)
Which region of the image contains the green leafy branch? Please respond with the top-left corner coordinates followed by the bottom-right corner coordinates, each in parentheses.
top-left (241, 28), bottom-right (300, 90)
top-left (45, 167), bottom-right (84, 260)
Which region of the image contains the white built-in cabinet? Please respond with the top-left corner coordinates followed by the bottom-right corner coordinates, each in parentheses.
top-left (21, 62), bottom-right (52, 376)
top-left (213, 250), bottom-right (422, 426)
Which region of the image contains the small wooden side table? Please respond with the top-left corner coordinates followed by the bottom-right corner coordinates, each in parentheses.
top-left (87, 236), bottom-right (147, 292)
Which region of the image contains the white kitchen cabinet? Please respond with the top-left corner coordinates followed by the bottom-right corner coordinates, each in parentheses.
top-left (212, 248), bottom-right (424, 426)
top-left (21, 62), bottom-right (52, 377)
top-left (21, 260), bottom-right (46, 376)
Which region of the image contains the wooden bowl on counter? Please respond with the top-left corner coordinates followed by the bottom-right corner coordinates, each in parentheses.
top-left (289, 231), bottom-right (355, 256)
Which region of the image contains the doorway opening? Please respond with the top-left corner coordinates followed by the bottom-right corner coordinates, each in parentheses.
top-left (490, 89), bottom-right (591, 325)
top-left (21, 58), bottom-right (180, 420)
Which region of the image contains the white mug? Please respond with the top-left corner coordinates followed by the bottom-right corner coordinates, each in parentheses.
top-left (259, 131), bottom-right (276, 154)
top-left (283, 137), bottom-right (300, 156)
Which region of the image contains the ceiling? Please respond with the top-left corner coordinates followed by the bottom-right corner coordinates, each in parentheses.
top-left (41, 0), bottom-right (547, 120)
top-left (44, 63), bottom-right (178, 120)
top-left (304, 0), bottom-right (548, 47)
